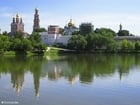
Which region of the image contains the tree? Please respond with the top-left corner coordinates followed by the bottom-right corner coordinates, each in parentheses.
top-left (33, 43), bottom-right (46, 53)
top-left (59, 28), bottom-right (64, 35)
top-left (33, 28), bottom-right (47, 32)
top-left (68, 35), bottom-right (87, 50)
top-left (95, 28), bottom-right (116, 37)
top-left (135, 41), bottom-right (140, 51)
top-left (120, 40), bottom-right (134, 52)
top-left (11, 38), bottom-right (22, 51)
top-left (21, 38), bottom-right (32, 51)
top-left (30, 32), bottom-right (41, 43)
top-left (118, 30), bottom-right (130, 36)
top-left (0, 35), bottom-right (11, 52)
top-left (2, 31), bottom-right (9, 36)
top-left (13, 32), bottom-right (25, 39)
top-left (79, 23), bottom-right (94, 35)
top-left (72, 31), bottom-right (80, 35)
top-left (85, 28), bottom-right (116, 51)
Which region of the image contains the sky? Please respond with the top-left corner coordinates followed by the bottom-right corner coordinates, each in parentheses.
top-left (0, 0), bottom-right (140, 35)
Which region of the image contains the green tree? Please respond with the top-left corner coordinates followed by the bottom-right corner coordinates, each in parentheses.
top-left (79, 23), bottom-right (94, 35)
top-left (2, 31), bottom-right (9, 36)
top-left (135, 41), bottom-right (140, 51)
top-left (85, 28), bottom-right (116, 51)
top-left (33, 43), bottom-right (46, 53)
top-left (30, 32), bottom-right (41, 43)
top-left (33, 28), bottom-right (47, 32)
top-left (95, 28), bottom-right (116, 37)
top-left (21, 38), bottom-right (32, 51)
top-left (68, 35), bottom-right (87, 50)
top-left (120, 40), bottom-right (134, 52)
top-left (118, 30), bottom-right (130, 36)
top-left (59, 28), bottom-right (64, 35)
top-left (11, 38), bottom-right (22, 51)
top-left (0, 35), bottom-right (11, 52)
top-left (13, 32), bottom-right (25, 39)
top-left (72, 31), bottom-right (80, 35)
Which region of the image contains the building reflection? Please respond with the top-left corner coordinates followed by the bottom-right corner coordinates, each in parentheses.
top-left (0, 54), bottom-right (139, 97)
top-left (33, 70), bottom-right (41, 97)
top-left (47, 65), bottom-right (62, 80)
top-left (11, 70), bottom-right (24, 95)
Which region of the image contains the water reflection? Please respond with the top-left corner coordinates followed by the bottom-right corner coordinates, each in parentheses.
top-left (0, 54), bottom-right (140, 97)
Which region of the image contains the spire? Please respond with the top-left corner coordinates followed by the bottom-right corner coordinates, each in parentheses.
top-left (13, 17), bottom-right (15, 23)
top-left (16, 13), bottom-right (20, 23)
top-left (20, 17), bottom-right (23, 24)
top-left (35, 8), bottom-right (38, 14)
top-left (119, 23), bottom-right (122, 31)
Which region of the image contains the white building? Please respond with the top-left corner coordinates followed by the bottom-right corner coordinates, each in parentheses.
top-left (40, 32), bottom-right (71, 46)
top-left (40, 25), bottom-right (71, 46)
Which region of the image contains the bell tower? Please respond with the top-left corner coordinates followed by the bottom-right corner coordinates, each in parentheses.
top-left (33, 8), bottom-right (40, 31)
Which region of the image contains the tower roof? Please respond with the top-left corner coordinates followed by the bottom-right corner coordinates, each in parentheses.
top-left (16, 13), bottom-right (20, 18)
top-left (68, 19), bottom-right (74, 27)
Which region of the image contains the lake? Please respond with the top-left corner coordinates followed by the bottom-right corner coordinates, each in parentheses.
top-left (0, 54), bottom-right (140, 105)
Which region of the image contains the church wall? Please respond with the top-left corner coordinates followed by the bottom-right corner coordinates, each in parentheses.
top-left (56, 35), bottom-right (71, 45)
top-left (40, 32), bottom-right (71, 46)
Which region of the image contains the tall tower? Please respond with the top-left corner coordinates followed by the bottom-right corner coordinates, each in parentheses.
top-left (119, 24), bottom-right (122, 31)
top-left (33, 8), bottom-right (40, 31)
top-left (11, 14), bottom-right (24, 33)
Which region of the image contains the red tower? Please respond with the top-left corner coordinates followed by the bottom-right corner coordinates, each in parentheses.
top-left (33, 8), bottom-right (40, 31)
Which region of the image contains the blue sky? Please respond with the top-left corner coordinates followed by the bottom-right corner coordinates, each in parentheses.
top-left (0, 0), bottom-right (140, 35)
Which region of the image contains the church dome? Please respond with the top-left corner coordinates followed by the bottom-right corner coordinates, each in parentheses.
top-left (68, 19), bottom-right (74, 27)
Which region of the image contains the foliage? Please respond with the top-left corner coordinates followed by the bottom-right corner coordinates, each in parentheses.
top-left (72, 31), bottom-right (80, 35)
top-left (59, 28), bottom-right (64, 35)
top-left (68, 35), bottom-right (87, 50)
top-left (120, 40), bottom-right (134, 52)
top-left (79, 23), bottom-right (94, 35)
top-left (30, 32), bottom-right (41, 43)
top-left (95, 28), bottom-right (116, 37)
top-left (33, 43), bottom-right (46, 53)
top-left (118, 30), bottom-right (130, 36)
top-left (0, 35), bottom-right (11, 52)
top-left (33, 28), bottom-right (47, 32)
top-left (13, 32), bottom-right (25, 39)
top-left (0, 31), bottom-right (46, 55)
top-left (85, 28), bottom-right (116, 51)
top-left (135, 41), bottom-right (140, 51)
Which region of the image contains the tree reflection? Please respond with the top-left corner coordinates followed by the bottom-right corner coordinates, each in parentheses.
top-left (0, 54), bottom-right (140, 96)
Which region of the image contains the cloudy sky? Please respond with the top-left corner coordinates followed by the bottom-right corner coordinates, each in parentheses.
top-left (0, 0), bottom-right (140, 35)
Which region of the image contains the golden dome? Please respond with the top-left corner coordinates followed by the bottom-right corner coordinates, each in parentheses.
top-left (68, 19), bottom-right (74, 27)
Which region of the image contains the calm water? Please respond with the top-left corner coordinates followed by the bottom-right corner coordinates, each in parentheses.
top-left (0, 54), bottom-right (140, 105)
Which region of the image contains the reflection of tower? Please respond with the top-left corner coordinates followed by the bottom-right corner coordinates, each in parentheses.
top-left (32, 69), bottom-right (41, 97)
top-left (118, 69), bottom-right (123, 81)
top-left (33, 8), bottom-right (40, 31)
top-left (11, 14), bottom-right (24, 33)
top-left (47, 65), bottom-right (62, 80)
top-left (11, 71), bottom-right (24, 95)
top-left (68, 76), bottom-right (77, 85)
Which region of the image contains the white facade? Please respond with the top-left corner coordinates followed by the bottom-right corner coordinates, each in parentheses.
top-left (40, 32), bottom-right (71, 46)
top-left (64, 26), bottom-right (78, 35)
